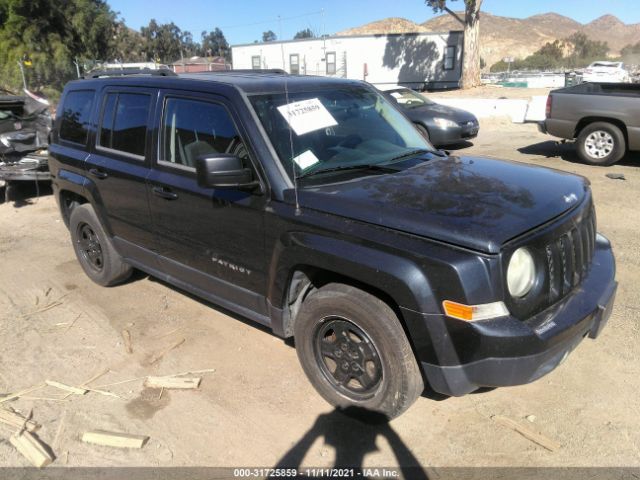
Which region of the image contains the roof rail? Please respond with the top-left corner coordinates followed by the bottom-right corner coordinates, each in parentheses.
top-left (83, 68), bottom-right (177, 79)
top-left (185, 69), bottom-right (288, 75)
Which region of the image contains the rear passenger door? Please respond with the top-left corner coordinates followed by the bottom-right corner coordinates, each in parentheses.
top-left (147, 91), bottom-right (267, 315)
top-left (85, 87), bottom-right (157, 262)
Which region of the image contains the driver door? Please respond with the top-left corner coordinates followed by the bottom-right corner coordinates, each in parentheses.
top-left (147, 90), bottom-right (268, 315)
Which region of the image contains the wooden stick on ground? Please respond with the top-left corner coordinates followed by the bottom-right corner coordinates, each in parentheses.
top-left (0, 384), bottom-right (46, 404)
top-left (0, 408), bottom-right (40, 432)
top-left (145, 376), bottom-right (201, 390)
top-left (122, 329), bottom-right (133, 354)
top-left (147, 338), bottom-right (186, 365)
top-left (45, 381), bottom-right (87, 396)
top-left (10, 430), bottom-right (54, 468)
top-left (491, 415), bottom-right (561, 452)
top-left (82, 430), bottom-right (149, 449)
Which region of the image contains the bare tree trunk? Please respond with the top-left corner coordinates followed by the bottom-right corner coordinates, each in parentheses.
top-left (461, 0), bottom-right (482, 89)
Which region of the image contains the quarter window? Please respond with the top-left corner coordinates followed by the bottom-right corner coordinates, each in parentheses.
top-left (290, 54), bottom-right (299, 75)
top-left (444, 46), bottom-right (456, 71)
top-left (161, 97), bottom-right (248, 170)
top-left (59, 90), bottom-right (95, 144)
top-left (98, 92), bottom-right (150, 157)
top-left (326, 52), bottom-right (336, 75)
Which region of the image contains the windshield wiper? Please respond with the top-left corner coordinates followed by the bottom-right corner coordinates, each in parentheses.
top-left (297, 163), bottom-right (397, 180)
top-left (385, 148), bottom-right (441, 163)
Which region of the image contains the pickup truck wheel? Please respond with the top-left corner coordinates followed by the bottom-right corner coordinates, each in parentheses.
top-left (69, 204), bottom-right (132, 286)
top-left (577, 122), bottom-right (626, 166)
top-left (294, 283), bottom-right (423, 419)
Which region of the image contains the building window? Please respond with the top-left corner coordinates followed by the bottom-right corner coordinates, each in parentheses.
top-left (444, 46), bottom-right (456, 71)
top-left (290, 54), bottom-right (299, 75)
top-left (251, 56), bottom-right (261, 70)
top-left (98, 92), bottom-right (151, 158)
top-left (326, 52), bottom-right (336, 75)
top-left (59, 90), bottom-right (95, 145)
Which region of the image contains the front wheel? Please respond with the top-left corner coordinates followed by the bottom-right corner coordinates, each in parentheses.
top-left (576, 122), bottom-right (626, 166)
top-left (294, 283), bottom-right (424, 419)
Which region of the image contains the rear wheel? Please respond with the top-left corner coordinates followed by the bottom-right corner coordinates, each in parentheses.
top-left (294, 283), bottom-right (424, 419)
top-left (576, 122), bottom-right (626, 166)
top-left (69, 204), bottom-right (132, 286)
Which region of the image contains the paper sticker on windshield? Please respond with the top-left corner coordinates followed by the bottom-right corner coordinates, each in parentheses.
top-left (277, 98), bottom-right (337, 136)
top-left (293, 150), bottom-right (320, 170)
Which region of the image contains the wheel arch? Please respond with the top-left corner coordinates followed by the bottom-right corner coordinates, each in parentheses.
top-left (574, 117), bottom-right (629, 147)
top-left (267, 232), bottom-right (439, 340)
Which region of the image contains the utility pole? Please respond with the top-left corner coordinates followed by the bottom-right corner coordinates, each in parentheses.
top-left (17, 60), bottom-right (27, 90)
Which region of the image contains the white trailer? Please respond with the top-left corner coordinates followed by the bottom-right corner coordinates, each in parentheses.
top-left (231, 31), bottom-right (463, 90)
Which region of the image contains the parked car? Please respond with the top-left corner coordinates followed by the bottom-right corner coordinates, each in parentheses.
top-left (582, 61), bottom-right (630, 83)
top-left (0, 89), bottom-right (52, 197)
top-left (49, 70), bottom-right (616, 419)
top-left (377, 85), bottom-right (479, 147)
top-left (540, 82), bottom-right (640, 165)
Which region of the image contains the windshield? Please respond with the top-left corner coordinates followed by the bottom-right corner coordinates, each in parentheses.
top-left (387, 88), bottom-right (435, 108)
top-left (249, 86), bottom-right (434, 182)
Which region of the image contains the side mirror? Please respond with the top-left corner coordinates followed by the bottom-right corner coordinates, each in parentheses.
top-left (195, 154), bottom-right (260, 190)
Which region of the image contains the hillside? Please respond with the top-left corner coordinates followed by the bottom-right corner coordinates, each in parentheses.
top-left (337, 12), bottom-right (640, 69)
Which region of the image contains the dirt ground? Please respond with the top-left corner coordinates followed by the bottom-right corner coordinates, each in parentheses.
top-left (0, 118), bottom-right (639, 472)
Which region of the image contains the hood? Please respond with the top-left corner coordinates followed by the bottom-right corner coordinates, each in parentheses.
top-left (408, 102), bottom-right (477, 123)
top-left (296, 156), bottom-right (588, 253)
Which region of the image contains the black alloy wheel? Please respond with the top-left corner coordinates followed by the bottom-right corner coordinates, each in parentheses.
top-left (76, 222), bottom-right (104, 272)
top-left (314, 317), bottom-right (383, 400)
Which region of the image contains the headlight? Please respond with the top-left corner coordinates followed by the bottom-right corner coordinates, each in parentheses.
top-left (433, 117), bottom-right (458, 129)
top-left (507, 248), bottom-right (536, 298)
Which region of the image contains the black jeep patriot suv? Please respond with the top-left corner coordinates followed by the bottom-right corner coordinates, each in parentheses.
top-left (49, 70), bottom-right (617, 419)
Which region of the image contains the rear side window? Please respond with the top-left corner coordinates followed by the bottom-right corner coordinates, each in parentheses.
top-left (98, 92), bottom-right (151, 157)
top-left (59, 90), bottom-right (95, 144)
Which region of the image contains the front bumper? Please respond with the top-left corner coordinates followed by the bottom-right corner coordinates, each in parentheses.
top-left (427, 122), bottom-right (479, 147)
top-left (412, 234), bottom-right (617, 397)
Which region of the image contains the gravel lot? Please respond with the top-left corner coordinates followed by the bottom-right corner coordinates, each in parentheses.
top-left (0, 118), bottom-right (639, 472)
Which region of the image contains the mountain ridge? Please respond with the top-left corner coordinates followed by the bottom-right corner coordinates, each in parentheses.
top-left (336, 12), bottom-right (640, 68)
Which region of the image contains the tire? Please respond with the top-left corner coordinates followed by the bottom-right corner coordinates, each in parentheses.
top-left (294, 283), bottom-right (424, 419)
top-left (69, 204), bottom-right (132, 286)
top-left (576, 122), bottom-right (626, 166)
top-left (415, 123), bottom-right (430, 142)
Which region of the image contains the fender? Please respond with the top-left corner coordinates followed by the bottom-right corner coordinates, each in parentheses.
top-left (267, 231), bottom-right (440, 316)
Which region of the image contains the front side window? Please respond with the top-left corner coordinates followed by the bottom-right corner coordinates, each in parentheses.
top-left (59, 90), bottom-right (95, 144)
top-left (98, 92), bottom-right (150, 157)
top-left (326, 52), bottom-right (336, 75)
top-left (444, 46), bottom-right (456, 71)
top-left (161, 97), bottom-right (248, 170)
top-left (290, 54), bottom-right (299, 75)
top-left (387, 89), bottom-right (434, 109)
top-left (250, 86), bottom-right (433, 183)
top-left (252, 56), bottom-right (261, 70)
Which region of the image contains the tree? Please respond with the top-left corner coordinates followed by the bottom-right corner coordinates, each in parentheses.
top-left (201, 28), bottom-right (230, 60)
top-left (425, 0), bottom-right (482, 89)
top-left (0, 0), bottom-right (116, 93)
top-left (294, 28), bottom-right (314, 39)
top-left (262, 30), bottom-right (277, 42)
top-left (141, 19), bottom-right (184, 63)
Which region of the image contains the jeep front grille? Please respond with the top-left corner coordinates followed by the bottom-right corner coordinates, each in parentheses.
top-left (545, 208), bottom-right (596, 303)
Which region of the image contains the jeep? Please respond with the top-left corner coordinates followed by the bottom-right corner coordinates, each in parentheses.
top-left (48, 70), bottom-right (617, 419)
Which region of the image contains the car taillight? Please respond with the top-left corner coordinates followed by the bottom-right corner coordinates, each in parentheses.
top-left (546, 95), bottom-right (552, 118)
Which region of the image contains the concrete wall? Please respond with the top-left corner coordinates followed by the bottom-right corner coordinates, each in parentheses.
top-left (231, 32), bottom-right (463, 89)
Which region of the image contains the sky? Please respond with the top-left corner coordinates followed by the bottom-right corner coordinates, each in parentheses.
top-left (108, 0), bottom-right (640, 46)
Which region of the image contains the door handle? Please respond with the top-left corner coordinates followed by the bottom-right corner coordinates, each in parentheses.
top-left (89, 168), bottom-right (108, 179)
top-left (152, 186), bottom-right (179, 200)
